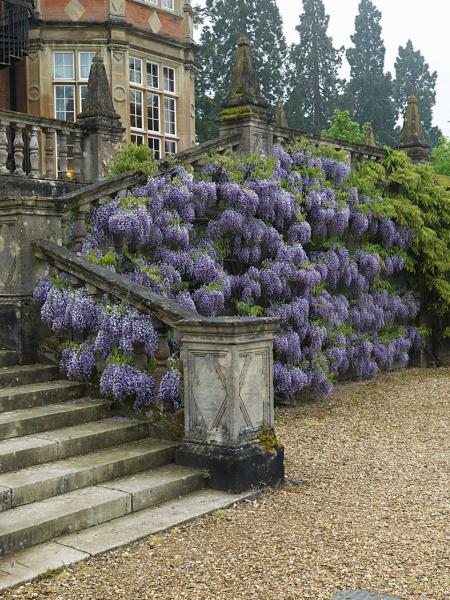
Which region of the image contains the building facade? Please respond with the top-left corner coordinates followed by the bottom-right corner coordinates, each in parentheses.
top-left (1, 0), bottom-right (196, 158)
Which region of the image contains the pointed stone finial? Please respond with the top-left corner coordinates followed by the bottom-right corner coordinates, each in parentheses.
top-left (224, 35), bottom-right (268, 110)
top-left (363, 123), bottom-right (376, 146)
top-left (398, 96), bottom-right (430, 164)
top-left (77, 55), bottom-right (122, 130)
top-left (275, 102), bottom-right (289, 129)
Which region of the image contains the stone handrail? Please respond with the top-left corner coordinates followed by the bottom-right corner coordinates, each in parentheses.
top-left (32, 239), bottom-right (283, 490)
top-left (176, 133), bottom-right (242, 168)
top-left (0, 109), bottom-right (83, 181)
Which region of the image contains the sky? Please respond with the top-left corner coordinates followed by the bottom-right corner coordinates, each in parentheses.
top-left (196, 0), bottom-right (450, 136)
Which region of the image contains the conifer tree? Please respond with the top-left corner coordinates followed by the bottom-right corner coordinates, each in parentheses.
top-left (394, 40), bottom-right (441, 147)
top-left (195, 0), bottom-right (288, 142)
top-left (346, 0), bottom-right (396, 145)
top-left (286, 0), bottom-right (343, 133)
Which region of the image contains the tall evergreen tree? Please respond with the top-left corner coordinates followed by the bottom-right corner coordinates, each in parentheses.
top-left (346, 0), bottom-right (396, 145)
top-left (195, 0), bottom-right (288, 142)
top-left (394, 40), bottom-right (441, 147)
top-left (286, 0), bottom-right (343, 133)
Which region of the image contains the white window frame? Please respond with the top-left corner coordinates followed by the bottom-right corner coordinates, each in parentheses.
top-left (147, 93), bottom-right (160, 132)
top-left (53, 51), bottom-right (75, 80)
top-left (164, 96), bottom-right (176, 136)
top-left (130, 89), bottom-right (144, 131)
top-left (54, 84), bottom-right (76, 121)
top-left (129, 57), bottom-right (143, 85)
top-left (146, 62), bottom-right (159, 89)
top-left (161, 0), bottom-right (174, 11)
top-left (163, 66), bottom-right (176, 94)
top-left (79, 52), bottom-right (96, 81)
top-left (149, 137), bottom-right (161, 160)
top-left (165, 140), bottom-right (177, 156)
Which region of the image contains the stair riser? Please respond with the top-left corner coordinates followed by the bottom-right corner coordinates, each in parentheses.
top-left (0, 494), bottom-right (131, 558)
top-left (0, 404), bottom-right (110, 441)
top-left (0, 422), bottom-right (149, 474)
top-left (0, 367), bottom-right (59, 389)
top-left (128, 474), bottom-right (204, 512)
top-left (0, 446), bottom-right (176, 510)
top-left (0, 384), bottom-right (85, 414)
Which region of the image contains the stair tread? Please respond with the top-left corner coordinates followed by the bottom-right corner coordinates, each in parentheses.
top-left (0, 488), bottom-right (253, 590)
top-left (0, 485), bottom-right (128, 537)
top-left (0, 439), bottom-right (177, 492)
top-left (0, 463), bottom-right (201, 535)
top-left (0, 364), bottom-right (56, 375)
top-left (0, 417), bottom-right (145, 455)
top-left (0, 380), bottom-right (83, 398)
top-left (0, 398), bottom-right (109, 425)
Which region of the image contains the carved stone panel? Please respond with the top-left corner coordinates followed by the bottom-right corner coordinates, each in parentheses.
top-left (0, 220), bottom-right (18, 291)
top-left (238, 348), bottom-right (271, 434)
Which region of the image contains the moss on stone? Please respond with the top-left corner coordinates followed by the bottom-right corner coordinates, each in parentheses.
top-left (219, 105), bottom-right (254, 122)
top-left (257, 426), bottom-right (279, 453)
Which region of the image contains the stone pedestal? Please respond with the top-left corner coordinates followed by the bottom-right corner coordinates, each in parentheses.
top-left (218, 113), bottom-right (274, 157)
top-left (175, 317), bottom-right (284, 492)
top-left (0, 196), bottom-right (62, 361)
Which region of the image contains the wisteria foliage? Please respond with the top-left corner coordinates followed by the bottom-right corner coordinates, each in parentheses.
top-left (34, 143), bottom-right (422, 405)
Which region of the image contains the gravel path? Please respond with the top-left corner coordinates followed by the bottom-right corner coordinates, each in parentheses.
top-left (3, 368), bottom-right (449, 600)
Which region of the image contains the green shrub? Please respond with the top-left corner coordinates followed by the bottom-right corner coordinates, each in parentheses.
top-left (106, 143), bottom-right (159, 177)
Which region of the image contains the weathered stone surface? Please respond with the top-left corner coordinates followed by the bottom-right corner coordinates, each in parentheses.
top-left (0, 364), bottom-right (59, 388)
top-left (225, 35), bottom-right (268, 109)
top-left (0, 380), bottom-right (85, 413)
top-left (398, 95), bottom-right (430, 164)
top-left (56, 488), bottom-right (256, 556)
top-left (0, 439), bottom-right (176, 509)
top-left (0, 399), bottom-right (110, 440)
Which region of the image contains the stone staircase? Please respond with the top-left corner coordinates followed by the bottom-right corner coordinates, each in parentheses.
top-left (0, 351), bottom-right (251, 590)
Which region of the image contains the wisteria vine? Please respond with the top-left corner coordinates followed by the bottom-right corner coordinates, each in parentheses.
top-left (34, 142), bottom-right (422, 408)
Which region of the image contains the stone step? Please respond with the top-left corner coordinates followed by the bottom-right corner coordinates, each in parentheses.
top-left (0, 439), bottom-right (177, 510)
top-left (0, 464), bottom-right (204, 558)
top-left (0, 352), bottom-right (19, 368)
top-left (0, 488), bottom-right (254, 590)
top-left (0, 399), bottom-right (111, 441)
top-left (0, 417), bottom-right (149, 473)
top-left (0, 364), bottom-right (59, 389)
top-left (0, 380), bottom-right (86, 414)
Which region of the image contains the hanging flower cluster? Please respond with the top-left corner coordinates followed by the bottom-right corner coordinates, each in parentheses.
top-left (34, 143), bottom-right (422, 405)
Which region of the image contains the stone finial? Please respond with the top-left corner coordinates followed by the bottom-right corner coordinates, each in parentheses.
top-left (275, 102), bottom-right (289, 129)
top-left (224, 35), bottom-right (268, 109)
top-left (363, 123), bottom-right (376, 147)
top-left (398, 96), bottom-right (430, 164)
top-left (77, 55), bottom-right (122, 130)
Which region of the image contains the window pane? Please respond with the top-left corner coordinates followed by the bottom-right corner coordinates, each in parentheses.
top-left (147, 93), bottom-right (160, 132)
top-left (79, 52), bottom-right (96, 80)
top-left (80, 85), bottom-right (88, 112)
top-left (131, 134), bottom-right (144, 146)
top-left (149, 137), bottom-right (161, 160)
top-left (146, 62), bottom-right (159, 89)
top-left (54, 52), bottom-right (74, 80)
top-left (129, 57), bottom-right (142, 85)
top-left (55, 85), bottom-right (75, 121)
top-left (164, 96), bottom-right (176, 135)
top-left (162, 0), bottom-right (174, 9)
top-left (165, 140), bottom-right (176, 155)
top-left (163, 66), bottom-right (175, 93)
top-left (130, 89), bottom-right (143, 129)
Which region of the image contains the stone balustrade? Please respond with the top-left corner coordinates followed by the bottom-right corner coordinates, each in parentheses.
top-left (0, 109), bottom-right (83, 181)
top-left (32, 240), bottom-right (283, 491)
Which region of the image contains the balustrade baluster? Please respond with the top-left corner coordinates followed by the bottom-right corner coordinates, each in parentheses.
top-left (73, 204), bottom-right (90, 252)
top-left (0, 121), bottom-right (8, 174)
top-left (43, 128), bottom-right (56, 178)
top-left (13, 122), bottom-right (25, 176)
top-left (58, 129), bottom-right (69, 179)
top-left (28, 125), bottom-right (41, 178)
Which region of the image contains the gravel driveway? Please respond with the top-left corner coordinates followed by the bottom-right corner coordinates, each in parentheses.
top-left (2, 368), bottom-right (449, 600)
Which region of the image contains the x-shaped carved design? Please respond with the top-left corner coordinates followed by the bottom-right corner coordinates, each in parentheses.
top-left (0, 255), bottom-right (16, 287)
